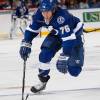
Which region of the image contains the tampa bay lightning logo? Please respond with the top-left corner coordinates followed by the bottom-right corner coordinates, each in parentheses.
top-left (57, 16), bottom-right (65, 24)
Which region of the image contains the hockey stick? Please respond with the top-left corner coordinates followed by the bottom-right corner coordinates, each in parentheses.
top-left (20, 27), bottom-right (24, 35)
top-left (83, 28), bottom-right (100, 33)
top-left (22, 59), bottom-right (27, 100)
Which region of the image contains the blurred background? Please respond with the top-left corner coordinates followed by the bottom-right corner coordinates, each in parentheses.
top-left (0, 0), bottom-right (100, 39)
top-left (0, 0), bottom-right (100, 10)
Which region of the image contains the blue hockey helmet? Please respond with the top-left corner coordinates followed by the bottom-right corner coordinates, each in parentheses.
top-left (39, 0), bottom-right (58, 12)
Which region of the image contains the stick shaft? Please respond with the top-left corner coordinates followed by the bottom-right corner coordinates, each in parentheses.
top-left (22, 60), bottom-right (26, 100)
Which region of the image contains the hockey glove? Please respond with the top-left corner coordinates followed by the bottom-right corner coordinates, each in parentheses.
top-left (19, 40), bottom-right (32, 61)
top-left (56, 53), bottom-right (68, 74)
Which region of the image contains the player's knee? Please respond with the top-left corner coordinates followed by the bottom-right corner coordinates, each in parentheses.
top-left (68, 66), bottom-right (82, 77)
top-left (39, 49), bottom-right (54, 63)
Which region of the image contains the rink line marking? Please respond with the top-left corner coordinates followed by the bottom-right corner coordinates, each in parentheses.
top-left (0, 52), bottom-right (8, 55)
top-left (0, 67), bottom-right (100, 72)
top-left (0, 87), bottom-right (100, 97)
top-left (83, 68), bottom-right (100, 71)
top-left (0, 85), bottom-right (31, 90)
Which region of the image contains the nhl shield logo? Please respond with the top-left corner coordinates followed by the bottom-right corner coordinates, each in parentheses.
top-left (57, 16), bottom-right (65, 24)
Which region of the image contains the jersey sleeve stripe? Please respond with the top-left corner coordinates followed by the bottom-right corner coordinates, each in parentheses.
top-left (73, 22), bottom-right (83, 34)
top-left (26, 26), bottom-right (41, 33)
top-left (61, 33), bottom-right (76, 41)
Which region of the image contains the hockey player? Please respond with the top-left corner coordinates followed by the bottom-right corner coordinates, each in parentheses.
top-left (19, 0), bottom-right (84, 93)
top-left (10, 0), bottom-right (29, 39)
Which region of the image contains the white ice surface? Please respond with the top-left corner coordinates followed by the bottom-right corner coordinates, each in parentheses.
top-left (0, 32), bottom-right (100, 100)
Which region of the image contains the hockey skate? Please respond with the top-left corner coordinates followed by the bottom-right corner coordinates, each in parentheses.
top-left (31, 75), bottom-right (50, 93)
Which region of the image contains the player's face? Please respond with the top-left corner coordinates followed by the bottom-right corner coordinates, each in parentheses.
top-left (42, 11), bottom-right (53, 21)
